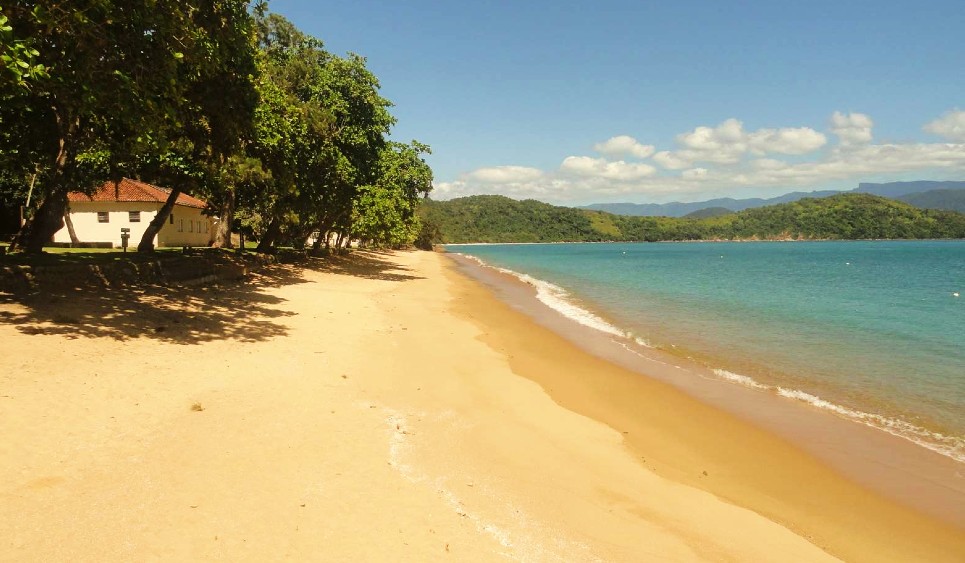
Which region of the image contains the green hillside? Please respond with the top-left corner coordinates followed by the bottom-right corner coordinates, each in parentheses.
top-left (683, 207), bottom-right (735, 219)
top-left (418, 195), bottom-right (599, 243)
top-left (419, 193), bottom-right (965, 244)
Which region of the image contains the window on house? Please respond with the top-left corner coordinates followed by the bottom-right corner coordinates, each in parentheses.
top-left (129, 211), bottom-right (140, 222)
top-left (97, 212), bottom-right (109, 223)
top-left (189, 220), bottom-right (193, 232)
top-left (169, 214), bottom-right (174, 225)
top-left (178, 219), bottom-right (183, 232)
top-left (204, 221), bottom-right (209, 233)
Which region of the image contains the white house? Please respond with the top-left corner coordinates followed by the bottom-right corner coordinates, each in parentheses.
top-left (53, 178), bottom-right (216, 248)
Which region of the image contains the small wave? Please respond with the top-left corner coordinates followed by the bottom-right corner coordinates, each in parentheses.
top-left (632, 335), bottom-right (654, 348)
top-left (456, 253), bottom-right (626, 337)
top-left (714, 370), bottom-right (964, 463)
top-left (776, 387), bottom-right (965, 463)
top-left (712, 369), bottom-right (769, 390)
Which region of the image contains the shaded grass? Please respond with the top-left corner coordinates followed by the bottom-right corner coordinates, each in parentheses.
top-left (1, 246), bottom-right (227, 266)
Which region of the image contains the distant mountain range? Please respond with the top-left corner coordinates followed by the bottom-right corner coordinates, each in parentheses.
top-left (895, 189), bottom-right (965, 214)
top-left (584, 180), bottom-right (965, 217)
top-left (854, 180), bottom-right (965, 198)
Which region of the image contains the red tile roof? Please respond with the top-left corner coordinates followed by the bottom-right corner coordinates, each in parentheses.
top-left (68, 178), bottom-right (208, 209)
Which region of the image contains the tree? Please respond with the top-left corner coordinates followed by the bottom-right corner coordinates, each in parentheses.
top-left (351, 141), bottom-right (433, 246)
top-left (135, 2), bottom-right (260, 252)
top-left (1, 1), bottom-right (258, 254)
top-left (243, 13), bottom-right (400, 253)
top-left (245, 13), bottom-right (334, 252)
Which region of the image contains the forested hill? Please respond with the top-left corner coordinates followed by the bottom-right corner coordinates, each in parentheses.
top-left (418, 193), bottom-right (965, 244)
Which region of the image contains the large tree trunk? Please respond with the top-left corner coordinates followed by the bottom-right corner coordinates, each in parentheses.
top-left (137, 187), bottom-right (181, 252)
top-left (63, 206), bottom-right (80, 244)
top-left (255, 217), bottom-right (281, 253)
top-left (13, 191), bottom-right (68, 253)
top-left (316, 218), bottom-right (335, 250)
top-left (11, 110), bottom-right (77, 254)
top-left (212, 187), bottom-right (235, 248)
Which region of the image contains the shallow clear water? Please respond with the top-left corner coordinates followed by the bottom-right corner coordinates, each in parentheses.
top-left (448, 241), bottom-right (965, 460)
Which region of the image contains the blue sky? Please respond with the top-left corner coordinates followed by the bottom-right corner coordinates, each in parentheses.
top-left (271, 0), bottom-right (965, 204)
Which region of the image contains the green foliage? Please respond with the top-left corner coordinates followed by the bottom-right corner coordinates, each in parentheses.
top-left (0, 6), bottom-right (46, 92)
top-left (350, 141), bottom-right (433, 247)
top-left (683, 207), bottom-right (735, 219)
top-left (351, 184), bottom-right (414, 245)
top-left (422, 193), bottom-right (965, 243)
top-left (413, 217), bottom-right (441, 250)
top-left (240, 13), bottom-right (424, 251)
top-left (585, 210), bottom-right (622, 239)
top-left (420, 195), bottom-right (601, 243)
top-left (710, 193), bottom-right (965, 240)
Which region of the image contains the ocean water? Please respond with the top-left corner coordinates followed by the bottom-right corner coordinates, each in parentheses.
top-left (447, 241), bottom-right (965, 462)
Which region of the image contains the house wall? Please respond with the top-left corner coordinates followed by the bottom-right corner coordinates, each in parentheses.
top-left (53, 202), bottom-right (214, 248)
top-left (157, 206), bottom-right (214, 247)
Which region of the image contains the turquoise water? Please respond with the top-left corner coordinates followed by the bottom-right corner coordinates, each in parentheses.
top-left (448, 241), bottom-right (965, 461)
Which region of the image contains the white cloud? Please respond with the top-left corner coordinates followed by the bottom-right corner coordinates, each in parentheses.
top-left (661, 119), bottom-right (826, 166)
top-left (673, 118), bottom-right (747, 164)
top-left (750, 158), bottom-right (788, 170)
top-left (681, 168), bottom-right (709, 179)
top-left (465, 165), bottom-right (543, 183)
top-left (747, 127), bottom-right (827, 155)
top-left (678, 118), bottom-right (745, 149)
top-left (433, 111), bottom-right (965, 204)
top-left (560, 156), bottom-right (656, 180)
top-left (593, 135), bottom-right (655, 159)
top-left (719, 142), bottom-right (965, 187)
top-left (924, 109), bottom-right (965, 142)
top-left (830, 111), bottom-right (874, 146)
top-left (652, 150), bottom-right (692, 170)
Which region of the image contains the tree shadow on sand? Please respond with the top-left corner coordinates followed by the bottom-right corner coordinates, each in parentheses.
top-left (0, 250), bottom-right (423, 344)
top-left (308, 249), bottom-right (425, 282)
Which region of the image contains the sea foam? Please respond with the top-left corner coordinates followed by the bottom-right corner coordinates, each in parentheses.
top-left (712, 369), bottom-right (769, 390)
top-left (457, 253), bottom-right (625, 337)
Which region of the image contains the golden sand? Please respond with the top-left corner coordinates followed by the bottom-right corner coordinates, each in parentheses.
top-left (0, 250), bottom-right (961, 561)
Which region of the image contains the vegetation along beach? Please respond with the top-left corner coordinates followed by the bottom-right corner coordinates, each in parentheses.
top-left (2, 1), bottom-right (964, 561)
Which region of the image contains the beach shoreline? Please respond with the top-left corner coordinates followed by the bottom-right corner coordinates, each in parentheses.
top-left (443, 251), bottom-right (965, 560)
top-left (443, 241), bottom-right (965, 464)
top-left (446, 251), bottom-right (965, 526)
top-left (1, 250), bottom-right (962, 561)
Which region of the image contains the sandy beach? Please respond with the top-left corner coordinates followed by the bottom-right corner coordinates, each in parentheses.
top-left (1, 250), bottom-right (962, 561)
